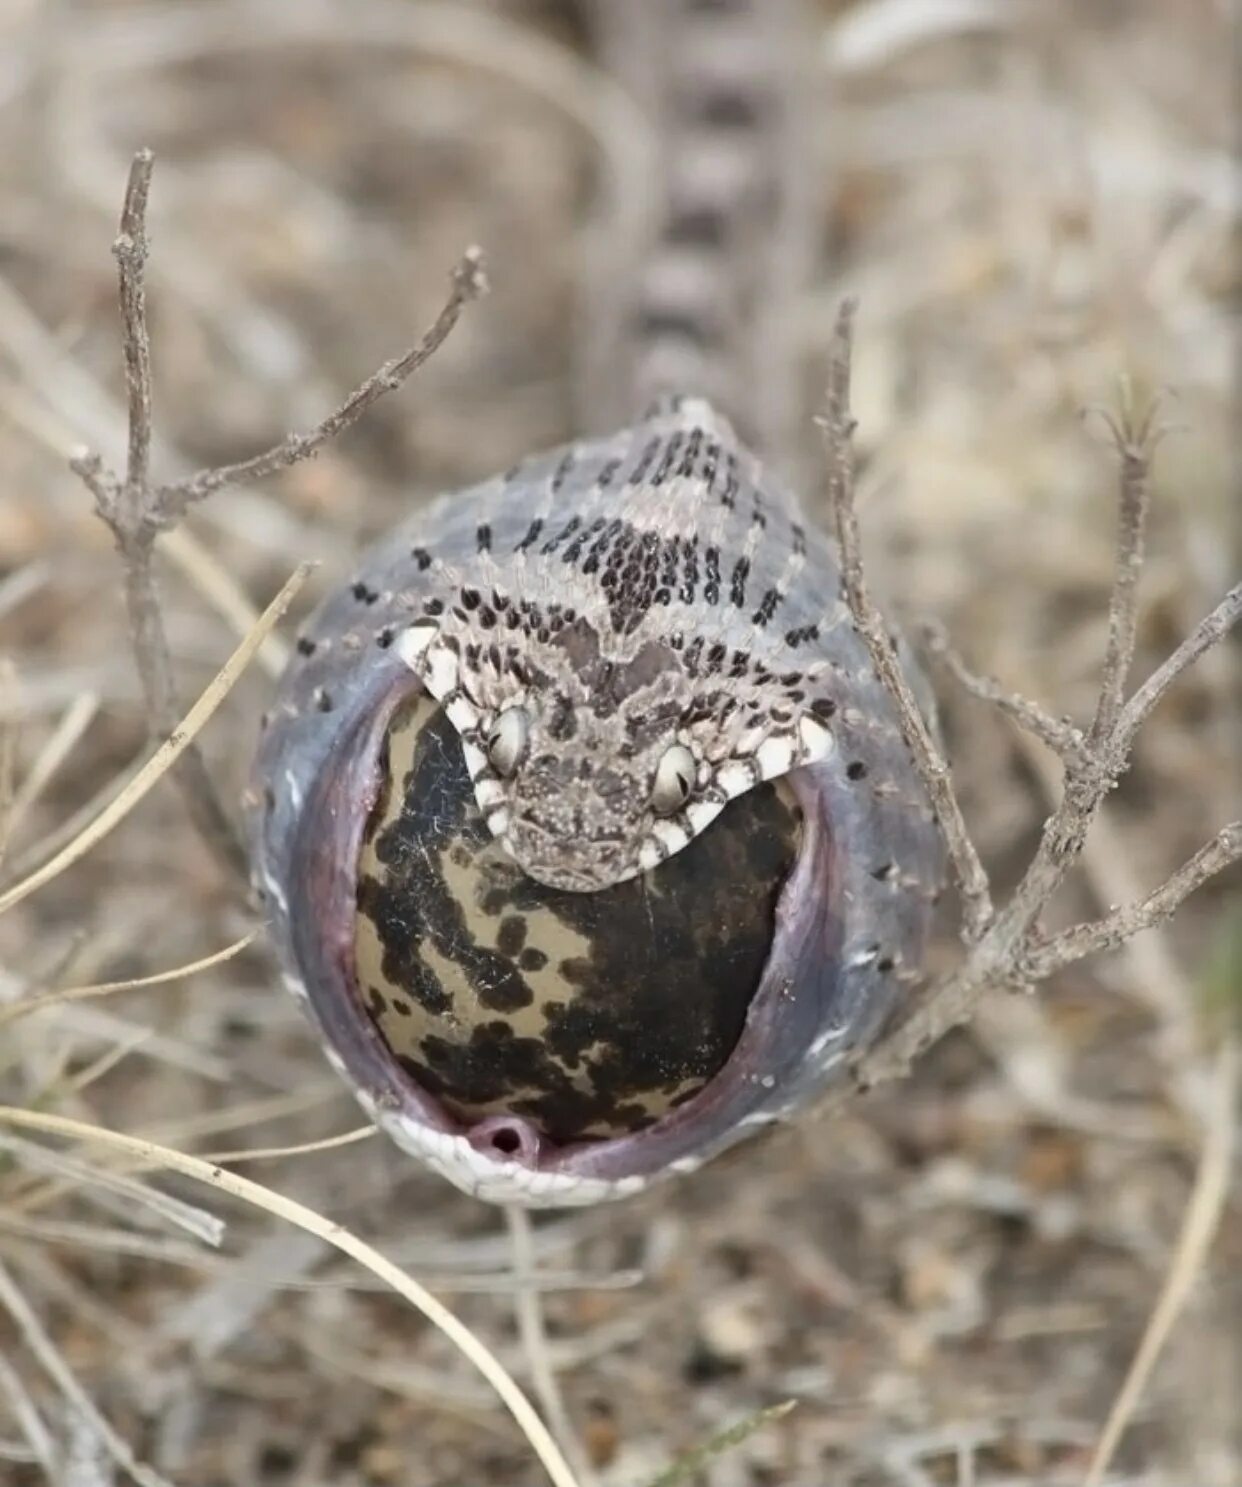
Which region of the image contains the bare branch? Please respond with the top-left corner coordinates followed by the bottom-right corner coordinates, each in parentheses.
top-left (69, 150), bottom-right (487, 884)
top-left (115, 147), bottom-right (156, 503)
top-left (1087, 387), bottom-right (1162, 746)
top-left (1114, 581), bottom-right (1242, 756)
top-left (73, 154), bottom-right (245, 877)
top-left (1020, 823), bottom-right (1242, 981)
top-left (806, 306), bottom-right (1239, 1115)
top-left (819, 298), bottom-right (994, 939)
top-left (919, 619), bottom-right (1086, 763)
top-left (154, 245), bottom-right (488, 525)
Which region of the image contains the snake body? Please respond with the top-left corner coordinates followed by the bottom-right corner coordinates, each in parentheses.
top-left (247, 0), bottom-right (944, 1206)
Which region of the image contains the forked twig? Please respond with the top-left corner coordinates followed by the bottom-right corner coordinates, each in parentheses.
top-left (918, 619), bottom-right (1086, 765)
top-left (1020, 823), bottom-right (1241, 981)
top-left (70, 150), bottom-right (488, 880)
top-left (816, 297), bottom-right (1241, 1092)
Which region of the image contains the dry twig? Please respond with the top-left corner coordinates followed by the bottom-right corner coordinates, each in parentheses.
top-left (820, 297), bottom-right (994, 940)
top-left (818, 298), bottom-right (1241, 1091)
top-left (69, 149), bottom-right (488, 881)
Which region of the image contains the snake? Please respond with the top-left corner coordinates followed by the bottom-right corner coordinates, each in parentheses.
top-left (246, 0), bottom-right (945, 1207)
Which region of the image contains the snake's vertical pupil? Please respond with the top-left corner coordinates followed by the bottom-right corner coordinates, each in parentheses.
top-left (353, 693), bottom-right (803, 1143)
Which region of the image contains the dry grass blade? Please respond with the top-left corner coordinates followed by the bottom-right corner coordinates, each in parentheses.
top-left (506, 1206), bottom-right (595, 1485)
top-left (1083, 1038), bottom-right (1239, 1485)
top-left (199, 1125), bottom-right (377, 1165)
top-left (0, 662), bottom-right (17, 862)
top-left (0, 1131), bottom-right (225, 1247)
top-left (645, 1400), bottom-right (796, 1487)
top-left (0, 1107), bottom-right (582, 1487)
top-left (0, 929), bottom-right (258, 1030)
top-left (0, 563), bottom-right (310, 917)
top-left (1, 691), bottom-right (101, 850)
top-left (0, 1348), bottom-right (58, 1479)
top-left (0, 1255), bottom-right (175, 1487)
top-left (162, 528), bottom-right (290, 675)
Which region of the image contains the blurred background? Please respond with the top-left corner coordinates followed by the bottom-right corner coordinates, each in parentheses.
top-left (0, 1), bottom-right (1237, 1483)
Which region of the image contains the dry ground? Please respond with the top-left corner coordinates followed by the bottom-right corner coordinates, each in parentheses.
top-left (0, 1), bottom-right (1237, 1484)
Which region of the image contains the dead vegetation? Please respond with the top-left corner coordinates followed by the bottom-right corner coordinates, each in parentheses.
top-left (0, 2), bottom-right (1237, 1484)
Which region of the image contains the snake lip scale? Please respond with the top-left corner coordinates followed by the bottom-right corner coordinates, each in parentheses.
top-left (248, 400), bottom-right (944, 1207)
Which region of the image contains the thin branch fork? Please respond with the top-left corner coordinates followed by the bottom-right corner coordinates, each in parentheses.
top-left (69, 149), bottom-right (487, 881)
top-left (919, 618), bottom-right (1087, 765)
top-left (817, 296), bottom-right (1242, 1096)
top-left (1020, 822), bottom-right (1242, 981)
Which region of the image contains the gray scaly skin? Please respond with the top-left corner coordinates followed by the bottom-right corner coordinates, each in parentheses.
top-left (247, 0), bottom-right (945, 1206)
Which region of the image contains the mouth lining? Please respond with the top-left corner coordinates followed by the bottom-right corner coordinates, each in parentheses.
top-left (283, 664), bottom-right (840, 1198)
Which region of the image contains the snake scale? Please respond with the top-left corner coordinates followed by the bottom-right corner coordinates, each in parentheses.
top-left (247, 0), bottom-right (945, 1207)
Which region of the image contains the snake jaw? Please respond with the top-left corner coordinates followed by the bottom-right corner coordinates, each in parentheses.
top-left (251, 656), bottom-right (865, 1208)
top-left (248, 409), bottom-right (945, 1207)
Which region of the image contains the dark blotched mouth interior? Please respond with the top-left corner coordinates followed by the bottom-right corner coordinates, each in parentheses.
top-left (343, 690), bottom-right (819, 1182)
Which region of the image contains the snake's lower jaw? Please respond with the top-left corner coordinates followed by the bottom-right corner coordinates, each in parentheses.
top-left (250, 658), bottom-right (913, 1208)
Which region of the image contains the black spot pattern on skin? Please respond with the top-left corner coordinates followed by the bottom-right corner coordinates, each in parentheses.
top-left (516, 519), bottom-right (544, 553)
top-left (786, 623), bottom-right (819, 648)
top-left (497, 916), bottom-right (527, 956)
top-left (357, 718), bottom-right (534, 1019)
top-left (355, 697), bottom-right (802, 1142)
top-left (704, 547), bottom-right (721, 605)
top-left (753, 588), bottom-right (781, 627)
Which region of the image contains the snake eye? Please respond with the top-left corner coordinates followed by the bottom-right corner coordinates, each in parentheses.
top-left (487, 706), bottom-right (529, 777)
top-left (651, 742), bottom-right (696, 815)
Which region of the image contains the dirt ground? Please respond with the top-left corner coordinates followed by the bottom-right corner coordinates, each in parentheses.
top-left (0, 2), bottom-right (1237, 1484)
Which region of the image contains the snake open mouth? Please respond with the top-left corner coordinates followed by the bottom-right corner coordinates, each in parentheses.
top-left (274, 667), bottom-right (843, 1205)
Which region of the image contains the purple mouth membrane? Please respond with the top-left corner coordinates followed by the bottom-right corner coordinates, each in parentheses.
top-left (251, 648), bottom-right (935, 1206)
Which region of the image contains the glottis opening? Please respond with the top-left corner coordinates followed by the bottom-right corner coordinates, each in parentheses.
top-left (352, 692), bottom-right (803, 1144)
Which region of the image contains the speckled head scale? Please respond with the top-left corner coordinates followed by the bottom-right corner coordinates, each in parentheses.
top-left (390, 403), bottom-right (836, 894)
top-left (248, 399), bottom-right (944, 1206)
